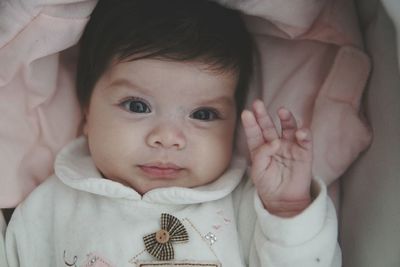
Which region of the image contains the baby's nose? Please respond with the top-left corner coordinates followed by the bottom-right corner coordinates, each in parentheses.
top-left (146, 123), bottom-right (186, 150)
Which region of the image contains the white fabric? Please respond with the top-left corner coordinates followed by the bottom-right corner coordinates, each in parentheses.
top-left (3, 137), bottom-right (340, 267)
top-left (0, 211), bottom-right (5, 266)
top-left (340, 0), bottom-right (400, 266)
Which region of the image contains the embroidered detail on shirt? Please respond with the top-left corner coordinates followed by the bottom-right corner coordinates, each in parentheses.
top-left (132, 218), bottom-right (221, 265)
top-left (181, 219), bottom-right (219, 261)
top-left (136, 260), bottom-right (221, 267)
top-left (83, 253), bottom-right (115, 267)
top-left (214, 210), bottom-right (231, 231)
top-left (64, 250), bottom-right (78, 267)
top-left (204, 233), bottom-right (217, 246)
top-left (129, 249), bottom-right (147, 265)
top-left (143, 213), bottom-right (189, 261)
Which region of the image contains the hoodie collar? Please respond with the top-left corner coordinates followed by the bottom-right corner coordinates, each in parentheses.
top-left (55, 136), bottom-right (247, 205)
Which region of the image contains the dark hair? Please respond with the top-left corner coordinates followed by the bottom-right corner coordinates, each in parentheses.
top-left (76, 0), bottom-right (253, 113)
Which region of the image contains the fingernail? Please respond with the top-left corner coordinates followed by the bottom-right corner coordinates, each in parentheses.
top-left (278, 109), bottom-right (290, 119)
top-left (254, 100), bottom-right (265, 111)
top-left (297, 130), bottom-right (307, 140)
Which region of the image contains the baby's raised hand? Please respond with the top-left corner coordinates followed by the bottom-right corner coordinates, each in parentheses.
top-left (241, 100), bottom-right (313, 217)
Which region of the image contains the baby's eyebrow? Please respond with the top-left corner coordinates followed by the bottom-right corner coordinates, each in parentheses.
top-left (107, 78), bottom-right (148, 94)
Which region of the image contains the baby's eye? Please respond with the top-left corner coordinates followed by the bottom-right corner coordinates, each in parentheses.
top-left (120, 98), bottom-right (151, 113)
top-left (190, 108), bottom-right (220, 121)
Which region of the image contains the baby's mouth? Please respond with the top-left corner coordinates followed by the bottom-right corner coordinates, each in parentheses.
top-left (138, 162), bottom-right (184, 179)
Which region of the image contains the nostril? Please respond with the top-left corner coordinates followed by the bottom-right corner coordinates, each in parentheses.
top-left (146, 126), bottom-right (186, 149)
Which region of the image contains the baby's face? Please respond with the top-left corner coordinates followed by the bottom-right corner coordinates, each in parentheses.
top-left (83, 59), bottom-right (238, 194)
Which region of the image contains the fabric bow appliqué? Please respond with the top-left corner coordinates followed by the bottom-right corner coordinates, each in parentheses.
top-left (143, 213), bottom-right (189, 261)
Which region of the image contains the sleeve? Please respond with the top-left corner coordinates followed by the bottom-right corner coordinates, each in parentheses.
top-left (2, 176), bottom-right (71, 267)
top-left (0, 210), bottom-right (8, 267)
top-left (2, 207), bottom-right (27, 267)
top-left (234, 176), bottom-right (342, 267)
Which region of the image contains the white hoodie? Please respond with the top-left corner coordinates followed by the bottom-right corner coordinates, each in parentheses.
top-left (3, 137), bottom-right (341, 267)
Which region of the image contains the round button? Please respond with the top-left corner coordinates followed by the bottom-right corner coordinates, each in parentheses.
top-left (156, 229), bottom-right (170, 244)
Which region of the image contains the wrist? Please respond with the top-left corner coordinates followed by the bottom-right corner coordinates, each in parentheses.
top-left (263, 197), bottom-right (312, 218)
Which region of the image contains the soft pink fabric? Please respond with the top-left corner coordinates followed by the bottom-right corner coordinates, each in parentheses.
top-left (0, 0), bottom-right (372, 208)
top-left (235, 0), bottom-right (372, 185)
top-left (0, 0), bottom-right (96, 208)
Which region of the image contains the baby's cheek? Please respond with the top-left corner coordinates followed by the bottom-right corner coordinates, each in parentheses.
top-left (199, 136), bottom-right (233, 181)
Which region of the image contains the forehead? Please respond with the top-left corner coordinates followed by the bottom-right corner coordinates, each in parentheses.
top-left (100, 59), bottom-right (238, 99)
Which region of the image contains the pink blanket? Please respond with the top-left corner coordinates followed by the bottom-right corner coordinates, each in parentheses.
top-left (0, 0), bottom-right (372, 208)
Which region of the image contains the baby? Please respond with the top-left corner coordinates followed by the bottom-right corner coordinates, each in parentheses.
top-left (2, 0), bottom-right (341, 266)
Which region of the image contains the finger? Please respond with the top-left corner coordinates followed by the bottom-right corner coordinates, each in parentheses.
top-left (253, 100), bottom-right (279, 142)
top-left (295, 128), bottom-right (312, 151)
top-left (241, 110), bottom-right (265, 157)
top-left (278, 108), bottom-right (298, 141)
